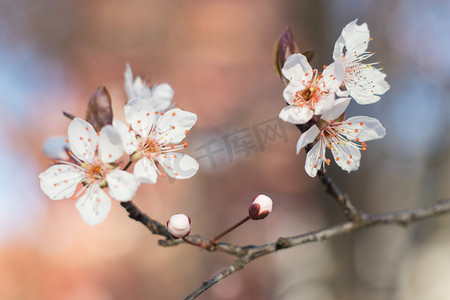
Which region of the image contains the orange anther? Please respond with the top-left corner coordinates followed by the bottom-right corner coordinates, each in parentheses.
top-left (185, 130), bottom-right (190, 134)
top-left (314, 164), bottom-right (317, 168)
top-left (326, 159), bottom-right (330, 165)
top-left (172, 126), bottom-right (175, 129)
top-left (183, 142), bottom-right (188, 147)
top-left (65, 139), bottom-right (69, 143)
top-left (172, 112), bottom-right (176, 116)
top-left (155, 111), bottom-right (159, 115)
top-left (360, 122), bottom-right (364, 125)
top-left (355, 138), bottom-right (360, 142)
top-left (146, 113), bottom-right (150, 116)
top-left (348, 122), bottom-right (352, 125)
top-left (362, 147), bottom-right (367, 151)
top-left (347, 160), bottom-right (350, 164)
top-left (354, 129), bottom-right (358, 133)
top-left (336, 157), bottom-right (340, 161)
top-left (171, 145), bottom-right (174, 149)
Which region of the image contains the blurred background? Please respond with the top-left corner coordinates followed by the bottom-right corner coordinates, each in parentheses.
top-left (1, 0), bottom-right (449, 299)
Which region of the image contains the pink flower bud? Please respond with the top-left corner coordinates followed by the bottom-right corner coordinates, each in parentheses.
top-left (249, 194), bottom-right (273, 220)
top-left (167, 214), bottom-right (191, 239)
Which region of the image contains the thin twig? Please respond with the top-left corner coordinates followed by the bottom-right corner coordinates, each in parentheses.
top-left (316, 170), bottom-right (366, 221)
top-left (184, 198), bottom-right (450, 299)
top-left (184, 262), bottom-right (245, 300)
top-left (120, 201), bottom-right (171, 239)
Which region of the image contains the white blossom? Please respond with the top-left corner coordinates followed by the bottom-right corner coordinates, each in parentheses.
top-left (333, 19), bottom-right (390, 104)
top-left (296, 98), bottom-right (386, 177)
top-left (279, 53), bottom-right (344, 124)
top-left (114, 97), bottom-right (199, 184)
top-left (39, 118), bottom-right (139, 225)
top-left (124, 63), bottom-right (174, 113)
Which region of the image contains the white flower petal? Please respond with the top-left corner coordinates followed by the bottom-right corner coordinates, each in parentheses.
top-left (124, 63), bottom-right (136, 99)
top-left (296, 125), bottom-right (320, 154)
top-left (333, 32), bottom-right (346, 62)
top-left (113, 119), bottom-right (138, 154)
top-left (313, 93), bottom-right (335, 115)
top-left (339, 116), bottom-right (386, 141)
top-left (39, 164), bottom-right (83, 200)
top-left (322, 62), bottom-right (345, 91)
top-left (279, 105), bottom-right (313, 125)
top-left (99, 125), bottom-right (124, 163)
top-left (339, 19), bottom-right (370, 58)
top-left (75, 185), bottom-right (111, 226)
top-left (283, 81), bottom-right (306, 105)
top-left (106, 170), bottom-right (139, 201)
top-left (336, 89), bottom-right (350, 97)
top-left (134, 157), bottom-right (158, 184)
top-left (68, 118), bottom-right (98, 162)
top-left (321, 97), bottom-right (351, 122)
top-left (133, 77), bottom-right (152, 100)
top-left (156, 108), bottom-right (197, 144)
top-left (42, 136), bottom-right (70, 161)
top-left (330, 141), bottom-right (361, 173)
top-left (124, 97), bottom-right (156, 138)
top-left (151, 83), bottom-right (174, 112)
top-left (348, 66), bottom-right (390, 105)
top-left (304, 139), bottom-right (326, 177)
top-left (282, 54), bottom-right (313, 82)
top-left (159, 153), bottom-right (199, 179)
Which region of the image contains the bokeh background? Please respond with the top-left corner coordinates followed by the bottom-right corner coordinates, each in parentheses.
top-left (1, 0), bottom-right (450, 299)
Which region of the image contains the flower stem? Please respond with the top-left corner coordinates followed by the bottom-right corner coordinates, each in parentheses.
top-left (210, 216), bottom-right (250, 244)
top-left (123, 160), bottom-right (133, 171)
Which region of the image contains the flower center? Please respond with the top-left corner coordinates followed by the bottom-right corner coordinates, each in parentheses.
top-left (294, 85), bottom-right (320, 109)
top-left (85, 163), bottom-right (105, 180)
top-left (142, 138), bottom-right (162, 155)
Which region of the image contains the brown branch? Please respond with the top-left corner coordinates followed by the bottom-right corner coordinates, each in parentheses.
top-left (120, 201), bottom-right (171, 239)
top-left (184, 262), bottom-right (245, 300)
top-left (316, 170), bottom-right (365, 221)
top-left (118, 179), bottom-right (449, 299)
top-left (183, 198), bottom-right (450, 299)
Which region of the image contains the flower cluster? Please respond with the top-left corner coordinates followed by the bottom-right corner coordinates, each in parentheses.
top-left (278, 20), bottom-right (388, 177)
top-left (39, 65), bottom-right (199, 225)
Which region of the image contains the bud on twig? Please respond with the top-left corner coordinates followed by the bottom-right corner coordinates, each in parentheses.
top-left (167, 214), bottom-right (191, 239)
top-left (274, 27), bottom-right (299, 84)
top-left (85, 86), bottom-right (113, 132)
top-left (249, 194), bottom-right (273, 220)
